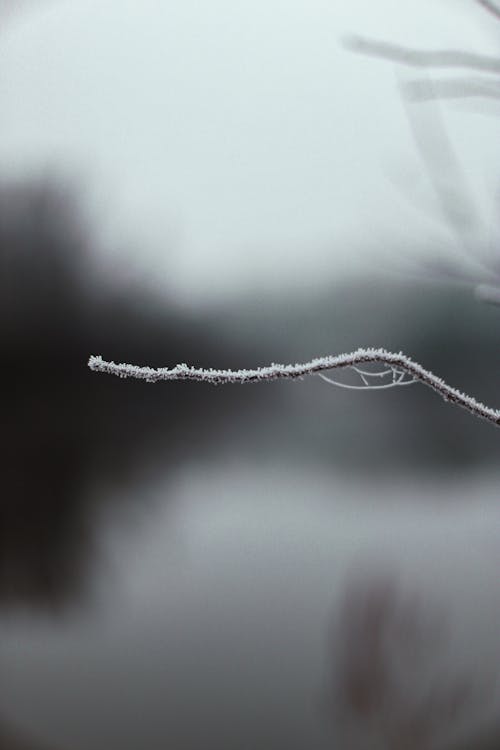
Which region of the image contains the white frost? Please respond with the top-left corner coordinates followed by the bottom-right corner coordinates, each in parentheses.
top-left (88, 348), bottom-right (500, 427)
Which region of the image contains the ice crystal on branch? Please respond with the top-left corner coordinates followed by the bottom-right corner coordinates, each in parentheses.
top-left (88, 348), bottom-right (500, 427)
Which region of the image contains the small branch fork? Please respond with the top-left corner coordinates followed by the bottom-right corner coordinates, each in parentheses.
top-left (88, 348), bottom-right (500, 427)
top-left (319, 365), bottom-right (417, 390)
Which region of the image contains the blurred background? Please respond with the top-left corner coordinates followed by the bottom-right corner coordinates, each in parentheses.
top-left (1, 1), bottom-right (500, 748)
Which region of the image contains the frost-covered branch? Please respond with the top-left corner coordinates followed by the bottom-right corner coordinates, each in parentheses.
top-left (88, 348), bottom-right (500, 427)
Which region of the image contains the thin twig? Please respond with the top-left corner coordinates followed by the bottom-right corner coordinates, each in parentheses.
top-left (88, 348), bottom-right (500, 427)
top-left (344, 36), bottom-right (500, 74)
top-left (398, 73), bottom-right (480, 242)
top-left (318, 372), bottom-right (416, 391)
top-left (352, 366), bottom-right (394, 378)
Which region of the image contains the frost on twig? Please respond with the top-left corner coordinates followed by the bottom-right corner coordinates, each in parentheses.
top-left (88, 348), bottom-right (500, 427)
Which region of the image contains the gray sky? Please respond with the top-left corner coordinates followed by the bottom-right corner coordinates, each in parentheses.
top-left (0, 0), bottom-right (498, 302)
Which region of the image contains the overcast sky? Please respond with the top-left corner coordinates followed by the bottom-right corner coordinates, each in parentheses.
top-left (0, 0), bottom-right (498, 302)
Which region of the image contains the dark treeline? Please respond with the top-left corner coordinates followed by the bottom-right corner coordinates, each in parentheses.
top-left (0, 176), bottom-right (267, 610)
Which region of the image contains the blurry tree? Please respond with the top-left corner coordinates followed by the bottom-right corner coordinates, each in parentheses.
top-left (0, 175), bottom-right (266, 610)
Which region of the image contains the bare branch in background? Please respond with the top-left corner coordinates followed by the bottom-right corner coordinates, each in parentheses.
top-left (88, 348), bottom-right (500, 427)
top-left (476, 0), bottom-right (500, 22)
top-left (404, 77), bottom-right (500, 102)
top-left (346, 23), bottom-right (500, 301)
top-left (398, 77), bottom-right (480, 240)
top-left (345, 36), bottom-right (500, 74)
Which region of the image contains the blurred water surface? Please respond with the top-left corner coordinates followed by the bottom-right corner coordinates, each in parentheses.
top-left (1, 464), bottom-right (500, 750)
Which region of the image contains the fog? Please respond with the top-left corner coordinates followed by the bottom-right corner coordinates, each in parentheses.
top-left (0, 0), bottom-right (498, 300)
top-left (1, 1), bottom-right (500, 749)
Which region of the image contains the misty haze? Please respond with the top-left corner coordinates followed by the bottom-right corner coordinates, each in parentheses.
top-left (1, 1), bottom-right (500, 749)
